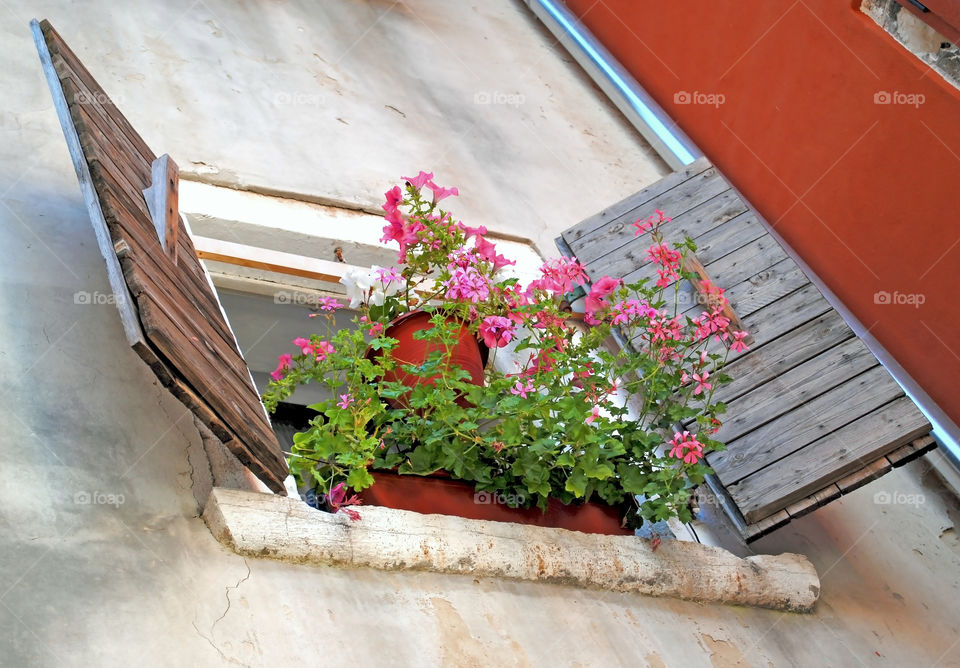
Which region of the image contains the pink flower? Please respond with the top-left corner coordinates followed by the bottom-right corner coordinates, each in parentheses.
top-left (382, 185), bottom-right (403, 213)
top-left (318, 297), bottom-right (342, 311)
top-left (270, 354), bottom-right (293, 381)
top-left (402, 170), bottom-right (434, 190)
top-left (368, 322), bottom-right (384, 336)
top-left (692, 306), bottom-right (731, 342)
top-left (511, 380), bottom-right (535, 399)
top-left (730, 330), bottom-right (750, 353)
top-left (313, 340), bottom-right (335, 361)
top-left (535, 256), bottom-right (589, 294)
top-left (585, 405), bottom-right (601, 425)
top-left (633, 217), bottom-right (654, 236)
top-left (669, 431), bottom-right (704, 465)
top-left (462, 224), bottom-right (487, 240)
top-left (584, 276), bottom-right (622, 323)
top-left (327, 483), bottom-right (362, 521)
top-left (375, 267), bottom-right (403, 285)
top-left (656, 265), bottom-right (680, 288)
top-left (647, 315), bottom-right (683, 343)
top-left (647, 243), bottom-right (682, 271)
top-left (292, 337), bottom-right (314, 355)
top-left (692, 371), bottom-right (712, 396)
top-left (479, 316), bottom-right (515, 348)
top-left (474, 236), bottom-right (515, 272)
top-left (426, 180), bottom-right (459, 202)
top-left (380, 209), bottom-right (420, 252)
top-left (337, 393), bottom-right (354, 409)
top-left (609, 298), bottom-right (653, 325)
top-left (444, 267), bottom-right (490, 303)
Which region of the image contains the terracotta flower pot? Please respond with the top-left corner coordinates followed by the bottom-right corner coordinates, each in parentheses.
top-left (358, 471), bottom-right (634, 536)
top-left (372, 310), bottom-right (488, 408)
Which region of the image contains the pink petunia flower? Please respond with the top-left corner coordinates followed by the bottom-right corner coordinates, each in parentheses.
top-left (313, 340), bottom-right (336, 361)
top-left (425, 180), bottom-right (459, 202)
top-left (584, 276), bottom-right (622, 323)
top-left (270, 354), bottom-right (293, 381)
top-left (461, 224), bottom-right (487, 240)
top-left (402, 170), bottom-right (434, 190)
top-left (292, 337), bottom-right (314, 355)
top-left (382, 185), bottom-right (403, 213)
top-left (479, 315), bottom-right (516, 348)
top-left (474, 236), bottom-right (515, 272)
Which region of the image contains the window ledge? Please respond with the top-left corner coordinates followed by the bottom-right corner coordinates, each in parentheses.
top-left (203, 487), bottom-right (820, 612)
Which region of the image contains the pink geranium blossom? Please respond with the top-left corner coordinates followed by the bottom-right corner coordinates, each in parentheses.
top-left (535, 256), bottom-right (589, 294)
top-left (585, 405), bottom-right (601, 425)
top-left (327, 482), bottom-right (362, 521)
top-left (691, 371), bottom-right (712, 396)
top-left (511, 380), bottom-right (535, 399)
top-left (479, 315), bottom-right (515, 348)
top-left (730, 330), bottom-right (750, 353)
top-left (270, 354), bottom-right (293, 381)
top-left (669, 431), bottom-right (704, 465)
top-left (444, 266), bottom-right (490, 303)
top-left (317, 297), bottom-right (342, 311)
top-left (337, 393), bottom-right (354, 409)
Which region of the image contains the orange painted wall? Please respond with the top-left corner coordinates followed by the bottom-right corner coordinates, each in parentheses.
top-left (565, 0), bottom-right (960, 429)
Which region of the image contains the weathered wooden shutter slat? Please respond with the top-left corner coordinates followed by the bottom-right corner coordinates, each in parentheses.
top-left (734, 398), bottom-right (933, 522)
top-left (560, 159), bottom-right (933, 540)
top-left (562, 158), bottom-right (714, 245)
top-left (34, 19), bottom-right (288, 493)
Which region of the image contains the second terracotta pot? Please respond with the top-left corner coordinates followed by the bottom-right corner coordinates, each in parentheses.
top-left (372, 310), bottom-right (488, 408)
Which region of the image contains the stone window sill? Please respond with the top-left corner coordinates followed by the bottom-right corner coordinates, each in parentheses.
top-left (203, 487), bottom-right (820, 612)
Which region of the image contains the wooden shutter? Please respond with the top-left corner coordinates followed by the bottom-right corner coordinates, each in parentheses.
top-left (32, 20), bottom-right (288, 493)
top-left (559, 158), bottom-right (934, 541)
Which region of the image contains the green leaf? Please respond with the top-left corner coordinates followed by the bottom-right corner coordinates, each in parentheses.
top-left (564, 468), bottom-right (588, 497)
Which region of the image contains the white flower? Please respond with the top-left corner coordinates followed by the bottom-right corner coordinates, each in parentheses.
top-left (340, 266), bottom-right (403, 308)
top-left (339, 267), bottom-right (373, 308)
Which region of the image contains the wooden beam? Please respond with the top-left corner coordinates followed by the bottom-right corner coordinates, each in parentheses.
top-left (193, 236), bottom-right (365, 284)
top-left (142, 153), bottom-right (179, 264)
top-left (683, 252), bottom-right (752, 344)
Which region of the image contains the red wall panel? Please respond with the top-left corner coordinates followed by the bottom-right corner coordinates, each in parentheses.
top-left (565, 0), bottom-right (960, 427)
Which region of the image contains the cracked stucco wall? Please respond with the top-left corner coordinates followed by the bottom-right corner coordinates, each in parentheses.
top-left (1, 0), bottom-right (960, 666)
